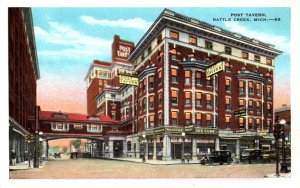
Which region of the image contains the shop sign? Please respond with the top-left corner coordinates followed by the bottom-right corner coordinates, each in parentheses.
top-left (184, 125), bottom-right (195, 132)
top-left (154, 127), bottom-right (165, 134)
top-left (165, 127), bottom-right (184, 133)
top-left (194, 128), bottom-right (218, 135)
top-left (146, 129), bottom-right (154, 135)
top-left (73, 124), bottom-right (83, 130)
top-left (257, 129), bottom-right (269, 136)
top-left (233, 128), bottom-right (246, 133)
top-left (117, 45), bottom-right (131, 58)
top-left (119, 74), bottom-right (139, 86)
top-left (206, 61), bottom-right (225, 78)
top-left (234, 109), bottom-right (247, 118)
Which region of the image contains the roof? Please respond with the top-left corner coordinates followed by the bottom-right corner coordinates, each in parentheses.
top-left (37, 111), bottom-right (119, 124)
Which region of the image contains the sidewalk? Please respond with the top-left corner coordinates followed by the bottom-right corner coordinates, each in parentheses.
top-left (9, 160), bottom-right (47, 171)
top-left (264, 172), bottom-right (291, 178)
top-left (102, 157), bottom-right (201, 165)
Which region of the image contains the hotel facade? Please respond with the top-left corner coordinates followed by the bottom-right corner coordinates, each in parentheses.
top-left (86, 9), bottom-right (282, 160)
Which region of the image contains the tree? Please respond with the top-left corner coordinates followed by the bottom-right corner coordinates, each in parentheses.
top-left (72, 139), bottom-right (81, 149)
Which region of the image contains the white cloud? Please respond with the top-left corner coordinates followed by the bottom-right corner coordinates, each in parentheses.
top-left (80, 15), bottom-right (152, 30)
top-left (34, 22), bottom-right (112, 60)
top-left (223, 21), bottom-right (290, 54)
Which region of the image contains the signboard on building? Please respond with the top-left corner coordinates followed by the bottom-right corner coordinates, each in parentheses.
top-left (119, 74), bottom-right (139, 86)
top-left (184, 125), bottom-right (195, 132)
top-left (234, 109), bottom-right (247, 118)
top-left (206, 61), bottom-right (225, 78)
top-left (194, 128), bottom-right (219, 135)
top-left (73, 124), bottom-right (83, 130)
top-left (117, 45), bottom-right (131, 58)
top-left (233, 128), bottom-right (246, 133)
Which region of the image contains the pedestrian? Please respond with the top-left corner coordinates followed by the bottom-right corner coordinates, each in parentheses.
top-left (11, 150), bottom-right (16, 166)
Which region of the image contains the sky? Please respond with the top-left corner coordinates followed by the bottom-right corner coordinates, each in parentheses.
top-left (32, 7), bottom-right (291, 114)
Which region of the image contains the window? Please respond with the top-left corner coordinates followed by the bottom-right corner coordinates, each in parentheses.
top-left (225, 46), bottom-right (232, 55)
top-left (256, 83), bottom-right (261, 95)
top-left (149, 76), bottom-right (154, 90)
top-left (171, 111), bottom-right (178, 126)
top-left (254, 55), bottom-right (260, 62)
top-left (157, 34), bottom-right (162, 43)
top-left (266, 58), bottom-right (272, 66)
top-left (51, 122), bottom-right (69, 132)
top-left (87, 124), bottom-right (102, 133)
top-left (143, 79), bottom-right (147, 93)
top-left (237, 81), bottom-right (244, 95)
top-left (196, 113), bottom-right (202, 127)
top-left (196, 71), bottom-right (202, 85)
top-left (248, 118), bottom-right (253, 129)
top-left (248, 100), bottom-right (253, 113)
top-left (205, 41), bottom-right (213, 50)
top-left (242, 52), bottom-right (249, 59)
top-left (196, 92), bottom-right (202, 107)
top-left (267, 103), bottom-right (272, 115)
top-left (267, 120), bottom-right (272, 129)
top-left (158, 92), bottom-right (162, 107)
top-left (149, 115), bottom-right (155, 127)
top-left (267, 87), bottom-right (272, 98)
top-left (184, 70), bottom-right (191, 85)
top-left (112, 112), bottom-right (116, 120)
top-left (170, 31), bottom-right (179, 40)
top-left (170, 48), bottom-right (177, 60)
top-left (239, 99), bottom-right (245, 109)
top-left (225, 79), bottom-right (231, 92)
top-left (127, 141), bottom-right (132, 151)
top-left (158, 112), bottom-right (162, 126)
top-left (239, 118), bottom-right (245, 128)
top-left (185, 112), bottom-right (191, 126)
top-left (185, 92), bottom-right (191, 106)
top-left (143, 98), bottom-right (147, 111)
top-left (206, 114), bottom-right (212, 127)
top-left (256, 101), bottom-right (261, 114)
top-left (225, 62), bottom-right (231, 72)
top-left (225, 98), bottom-right (231, 111)
top-left (171, 90), bottom-right (178, 105)
top-left (206, 77), bottom-right (212, 87)
top-left (143, 117), bottom-right (147, 129)
top-left (147, 46), bottom-right (152, 54)
top-left (249, 81), bottom-right (254, 94)
top-left (256, 119), bottom-right (261, 129)
top-left (206, 94), bottom-right (212, 108)
top-left (158, 70), bottom-right (162, 84)
top-left (149, 96), bottom-right (154, 109)
top-left (171, 68), bottom-right (178, 83)
top-left (225, 116), bottom-right (230, 129)
top-left (188, 35), bottom-right (197, 45)
top-left (139, 100), bottom-right (143, 114)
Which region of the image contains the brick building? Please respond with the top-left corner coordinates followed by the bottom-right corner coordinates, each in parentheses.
top-left (9, 8), bottom-right (40, 164)
top-left (86, 9), bottom-right (282, 160)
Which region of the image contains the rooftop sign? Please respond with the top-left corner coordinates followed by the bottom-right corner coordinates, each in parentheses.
top-left (206, 61), bottom-right (225, 78)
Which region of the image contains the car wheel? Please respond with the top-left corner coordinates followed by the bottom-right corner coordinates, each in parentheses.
top-left (227, 158), bottom-right (232, 165)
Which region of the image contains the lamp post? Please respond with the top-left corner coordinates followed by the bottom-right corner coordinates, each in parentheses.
top-left (142, 134), bottom-right (146, 163)
top-left (34, 131), bottom-right (43, 168)
top-left (279, 119), bottom-right (288, 173)
top-left (181, 132), bottom-right (186, 163)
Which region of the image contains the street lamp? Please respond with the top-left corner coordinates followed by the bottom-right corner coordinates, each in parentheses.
top-left (142, 134), bottom-right (146, 163)
top-left (279, 119), bottom-right (288, 173)
top-left (181, 132), bottom-right (186, 163)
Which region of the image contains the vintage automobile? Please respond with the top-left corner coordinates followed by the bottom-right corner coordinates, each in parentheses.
top-left (200, 150), bottom-right (232, 165)
top-left (240, 149), bottom-right (263, 164)
top-left (262, 150), bottom-right (276, 163)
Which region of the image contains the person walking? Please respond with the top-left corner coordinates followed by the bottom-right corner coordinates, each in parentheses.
top-left (11, 150), bottom-right (16, 166)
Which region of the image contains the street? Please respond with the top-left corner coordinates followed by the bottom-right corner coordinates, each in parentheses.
top-left (10, 157), bottom-right (277, 179)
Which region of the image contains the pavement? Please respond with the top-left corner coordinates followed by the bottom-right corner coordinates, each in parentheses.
top-left (264, 172), bottom-right (291, 178)
top-left (9, 160), bottom-right (47, 171)
top-left (102, 157), bottom-right (201, 165)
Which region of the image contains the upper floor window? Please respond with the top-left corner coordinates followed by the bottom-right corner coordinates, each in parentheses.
top-left (206, 77), bottom-right (212, 87)
top-left (254, 55), bottom-right (261, 62)
top-left (248, 118), bottom-right (254, 129)
top-left (206, 114), bottom-right (212, 127)
top-left (206, 94), bottom-right (212, 108)
top-left (225, 98), bottom-right (231, 111)
top-left (266, 58), bottom-right (272, 66)
top-left (239, 99), bottom-right (245, 109)
top-left (158, 112), bottom-right (162, 127)
top-left (171, 111), bottom-right (178, 126)
top-left (171, 68), bottom-right (178, 83)
top-left (239, 118), bottom-right (245, 128)
top-left (256, 118), bottom-right (261, 129)
top-left (184, 70), bottom-right (191, 85)
top-left (225, 79), bottom-right (231, 92)
top-left (205, 41), bottom-right (213, 50)
top-left (147, 46), bottom-right (152, 54)
top-left (169, 48), bottom-right (177, 60)
top-left (196, 71), bottom-right (202, 86)
top-left (225, 116), bottom-right (231, 129)
top-left (170, 31), bottom-right (179, 40)
top-left (248, 100), bottom-right (254, 113)
top-left (256, 101), bottom-right (261, 114)
top-left (225, 46), bottom-right (232, 55)
top-left (185, 92), bottom-right (191, 106)
top-left (157, 34), bottom-right (162, 44)
top-left (196, 92), bottom-right (202, 107)
top-left (267, 103), bottom-right (272, 115)
top-left (149, 76), bottom-right (154, 90)
top-left (158, 92), bottom-right (162, 107)
top-left (239, 81), bottom-right (245, 95)
top-left (189, 36), bottom-right (197, 45)
top-left (242, 51), bottom-right (249, 59)
top-left (249, 81), bottom-right (254, 94)
top-left (196, 113), bottom-right (202, 127)
top-left (149, 96), bottom-right (154, 109)
top-left (143, 98), bottom-right (147, 111)
top-left (171, 90), bottom-right (178, 105)
top-left (267, 87), bottom-right (272, 98)
top-left (158, 70), bottom-right (162, 84)
top-left (149, 115), bottom-right (155, 128)
top-left (225, 62), bottom-right (231, 72)
top-left (185, 112), bottom-right (192, 126)
top-left (256, 83), bottom-right (261, 95)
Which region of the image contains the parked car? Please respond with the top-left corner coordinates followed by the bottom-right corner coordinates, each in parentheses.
top-left (240, 149), bottom-right (263, 164)
top-left (200, 150), bottom-right (232, 165)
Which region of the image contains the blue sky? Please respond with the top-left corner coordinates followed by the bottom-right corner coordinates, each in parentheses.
top-left (32, 7), bottom-right (291, 113)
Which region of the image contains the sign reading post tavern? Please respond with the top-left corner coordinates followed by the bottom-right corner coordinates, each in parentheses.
top-left (206, 61), bottom-right (225, 78)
